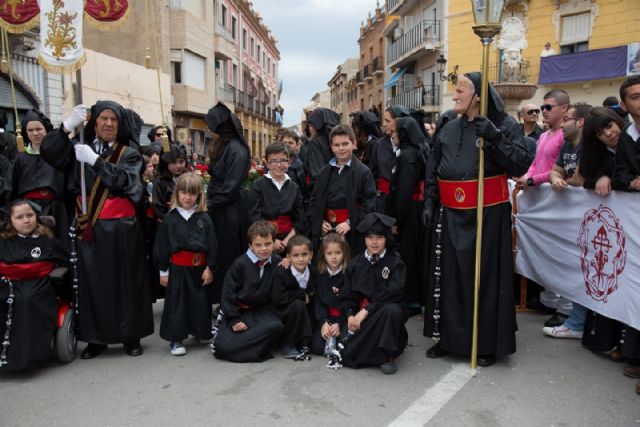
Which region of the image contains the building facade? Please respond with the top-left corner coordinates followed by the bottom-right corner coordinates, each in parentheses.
top-left (384, 0), bottom-right (446, 121)
top-left (443, 0), bottom-right (640, 116)
top-left (328, 58), bottom-right (359, 124)
top-left (355, 5), bottom-right (387, 117)
top-left (214, 0), bottom-right (281, 156)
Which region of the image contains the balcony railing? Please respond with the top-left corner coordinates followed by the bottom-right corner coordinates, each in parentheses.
top-left (389, 86), bottom-right (440, 110)
top-left (372, 56), bottom-right (383, 74)
top-left (489, 59), bottom-right (531, 84)
top-left (232, 86), bottom-right (277, 123)
top-left (219, 84), bottom-right (237, 104)
top-left (363, 64), bottom-right (371, 79)
top-left (386, 0), bottom-right (403, 14)
top-left (388, 20), bottom-right (441, 64)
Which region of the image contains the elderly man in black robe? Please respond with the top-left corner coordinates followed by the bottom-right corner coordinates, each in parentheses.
top-left (423, 72), bottom-right (531, 367)
top-left (41, 101), bottom-right (154, 359)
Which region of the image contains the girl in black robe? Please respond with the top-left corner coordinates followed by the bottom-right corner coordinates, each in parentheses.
top-left (390, 117), bottom-right (429, 314)
top-left (204, 102), bottom-right (251, 304)
top-left (341, 213), bottom-right (408, 374)
top-left (0, 199), bottom-right (68, 370)
top-left (11, 110), bottom-right (69, 244)
top-left (154, 173), bottom-right (217, 356)
top-left (152, 144), bottom-right (188, 221)
top-left (305, 108), bottom-right (341, 182)
top-left (311, 233), bottom-right (351, 358)
top-left (351, 111), bottom-right (382, 167)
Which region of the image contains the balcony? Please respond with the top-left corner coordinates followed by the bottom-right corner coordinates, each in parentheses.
top-left (172, 84), bottom-right (211, 115)
top-left (488, 59), bottom-right (536, 101)
top-left (389, 86), bottom-right (440, 111)
top-left (355, 71), bottom-right (365, 87)
top-left (214, 23), bottom-right (236, 60)
top-left (234, 88), bottom-right (277, 123)
top-left (218, 83), bottom-right (237, 105)
top-left (387, 20), bottom-right (442, 68)
top-left (363, 64), bottom-right (372, 81)
top-left (385, 0), bottom-right (418, 15)
top-left (372, 56), bottom-right (384, 75)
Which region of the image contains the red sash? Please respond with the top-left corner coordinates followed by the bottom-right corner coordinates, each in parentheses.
top-left (146, 206), bottom-right (155, 218)
top-left (376, 177), bottom-right (391, 195)
top-left (328, 307), bottom-right (341, 318)
top-left (359, 297), bottom-right (369, 310)
top-left (324, 208), bottom-right (349, 224)
top-left (412, 180), bottom-right (425, 201)
top-left (438, 174), bottom-right (509, 210)
top-left (170, 251), bottom-right (206, 267)
top-left (0, 261), bottom-right (55, 281)
top-left (97, 197), bottom-right (136, 219)
top-left (23, 188), bottom-right (55, 200)
top-left (271, 215), bottom-right (293, 235)
top-left (238, 302), bottom-right (251, 310)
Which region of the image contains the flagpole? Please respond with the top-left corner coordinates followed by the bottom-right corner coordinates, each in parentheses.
top-left (75, 68), bottom-right (88, 215)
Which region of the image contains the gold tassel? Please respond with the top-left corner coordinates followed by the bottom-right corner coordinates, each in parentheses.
top-left (161, 128), bottom-right (170, 152)
top-left (16, 128), bottom-right (24, 153)
top-left (145, 53), bottom-right (152, 69)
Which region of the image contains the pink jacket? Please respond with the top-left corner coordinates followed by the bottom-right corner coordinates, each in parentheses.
top-left (526, 129), bottom-right (564, 185)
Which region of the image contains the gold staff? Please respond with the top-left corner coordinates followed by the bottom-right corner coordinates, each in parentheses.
top-left (2, 28), bottom-right (24, 152)
top-left (469, 0), bottom-right (505, 369)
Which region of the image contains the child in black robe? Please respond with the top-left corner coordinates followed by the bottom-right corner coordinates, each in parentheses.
top-left (0, 199), bottom-right (68, 370)
top-left (311, 233), bottom-right (351, 364)
top-left (341, 213), bottom-right (408, 374)
top-left (271, 235), bottom-right (315, 358)
top-left (212, 221), bottom-right (284, 363)
top-left (308, 125), bottom-right (376, 255)
top-left (152, 145), bottom-right (187, 221)
top-left (154, 173), bottom-right (216, 356)
top-left (249, 142), bottom-right (305, 254)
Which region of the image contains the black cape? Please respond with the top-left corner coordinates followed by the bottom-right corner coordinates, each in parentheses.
top-left (248, 176), bottom-right (306, 239)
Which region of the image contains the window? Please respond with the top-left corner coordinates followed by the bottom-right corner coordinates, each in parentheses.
top-left (182, 50), bottom-right (206, 89)
top-left (560, 12), bottom-right (590, 53)
top-left (257, 45), bottom-right (261, 64)
top-left (251, 37), bottom-right (255, 58)
top-left (232, 64), bottom-right (238, 87)
top-left (243, 30), bottom-right (247, 50)
top-left (232, 17), bottom-right (237, 39)
top-left (267, 57), bottom-right (271, 74)
top-left (263, 52), bottom-right (266, 69)
top-left (221, 4), bottom-right (227, 27)
top-left (172, 62), bottom-right (182, 84)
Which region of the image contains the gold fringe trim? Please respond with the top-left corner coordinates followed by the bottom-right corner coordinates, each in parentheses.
top-left (37, 53), bottom-right (87, 74)
top-left (83, 6), bottom-right (130, 31)
top-left (0, 16), bottom-right (39, 34)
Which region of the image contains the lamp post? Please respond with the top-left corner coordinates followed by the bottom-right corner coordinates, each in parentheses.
top-left (469, 0), bottom-right (505, 370)
top-left (436, 54), bottom-right (459, 83)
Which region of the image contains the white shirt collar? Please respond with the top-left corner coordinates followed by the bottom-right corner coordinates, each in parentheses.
top-left (327, 265), bottom-right (343, 277)
top-left (627, 121), bottom-right (640, 142)
top-left (364, 249), bottom-right (386, 263)
top-left (291, 265), bottom-right (310, 289)
top-left (17, 233), bottom-right (39, 239)
top-left (329, 157), bottom-right (352, 173)
top-left (246, 248), bottom-right (271, 266)
top-left (175, 206), bottom-right (196, 221)
top-left (265, 172), bottom-right (290, 191)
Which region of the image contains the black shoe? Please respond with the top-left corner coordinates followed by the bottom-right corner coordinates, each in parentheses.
top-left (81, 343), bottom-right (107, 359)
top-left (380, 358), bottom-right (397, 374)
top-left (544, 313), bottom-right (568, 327)
top-left (426, 343), bottom-right (450, 359)
top-left (477, 354), bottom-right (496, 367)
top-left (124, 341), bottom-right (143, 357)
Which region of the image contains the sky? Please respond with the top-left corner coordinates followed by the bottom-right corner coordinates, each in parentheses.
top-left (251, 0), bottom-right (380, 127)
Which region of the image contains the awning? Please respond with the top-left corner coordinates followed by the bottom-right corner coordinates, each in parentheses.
top-left (384, 67), bottom-right (407, 88)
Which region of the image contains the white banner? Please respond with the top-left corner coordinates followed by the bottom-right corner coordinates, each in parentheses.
top-left (38, 0), bottom-right (85, 73)
top-left (514, 184), bottom-right (640, 330)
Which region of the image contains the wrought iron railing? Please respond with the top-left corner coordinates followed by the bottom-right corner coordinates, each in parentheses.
top-left (488, 59), bottom-right (531, 84)
top-left (388, 20), bottom-right (441, 63)
top-left (389, 86), bottom-right (441, 110)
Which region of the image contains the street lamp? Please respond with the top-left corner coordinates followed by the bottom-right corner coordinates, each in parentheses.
top-left (436, 54), bottom-right (459, 83)
top-left (469, 0), bottom-right (506, 370)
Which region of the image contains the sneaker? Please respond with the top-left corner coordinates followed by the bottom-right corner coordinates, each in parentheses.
top-left (279, 346), bottom-right (300, 359)
top-left (380, 358), bottom-right (397, 374)
top-left (544, 313), bottom-right (568, 327)
top-left (170, 341), bottom-right (187, 356)
top-left (542, 325), bottom-right (583, 339)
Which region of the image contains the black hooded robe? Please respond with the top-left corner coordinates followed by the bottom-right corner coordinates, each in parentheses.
top-left (0, 234), bottom-right (68, 371)
top-left (423, 74), bottom-right (531, 358)
top-left (305, 108), bottom-right (340, 182)
top-left (40, 101), bottom-right (154, 345)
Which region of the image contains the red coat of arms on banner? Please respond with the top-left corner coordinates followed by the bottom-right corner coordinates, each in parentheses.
top-left (576, 204), bottom-right (627, 303)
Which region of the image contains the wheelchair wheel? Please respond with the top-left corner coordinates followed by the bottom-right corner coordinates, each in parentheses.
top-left (56, 309), bottom-right (77, 363)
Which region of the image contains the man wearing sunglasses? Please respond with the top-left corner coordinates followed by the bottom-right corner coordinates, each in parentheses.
top-left (519, 103), bottom-right (543, 142)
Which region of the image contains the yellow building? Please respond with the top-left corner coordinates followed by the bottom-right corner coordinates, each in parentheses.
top-left (443, 0), bottom-right (640, 114)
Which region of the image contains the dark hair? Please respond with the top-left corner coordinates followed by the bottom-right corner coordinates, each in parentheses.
top-left (316, 233), bottom-right (350, 273)
top-left (280, 129), bottom-right (299, 143)
top-left (286, 235), bottom-right (312, 253)
top-left (247, 220), bottom-right (276, 243)
top-left (329, 124), bottom-right (355, 144)
top-left (620, 75), bottom-right (640, 103)
top-left (264, 141), bottom-right (290, 159)
top-left (572, 104), bottom-right (593, 120)
top-left (1, 199), bottom-right (53, 239)
top-left (578, 107), bottom-right (626, 186)
top-left (602, 96), bottom-right (619, 107)
top-left (543, 89), bottom-right (570, 105)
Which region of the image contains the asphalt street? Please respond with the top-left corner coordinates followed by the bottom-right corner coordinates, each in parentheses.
top-left (1, 304), bottom-right (638, 426)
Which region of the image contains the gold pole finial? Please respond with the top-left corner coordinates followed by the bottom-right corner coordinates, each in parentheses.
top-left (2, 28), bottom-right (25, 152)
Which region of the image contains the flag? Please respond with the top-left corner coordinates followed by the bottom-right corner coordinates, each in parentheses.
top-left (38, 0), bottom-right (85, 73)
top-left (514, 184), bottom-right (640, 330)
top-left (84, 0), bottom-right (129, 31)
top-left (0, 0), bottom-right (39, 33)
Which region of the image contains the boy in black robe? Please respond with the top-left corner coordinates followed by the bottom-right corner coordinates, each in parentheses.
top-left (271, 235), bottom-right (315, 358)
top-left (212, 221), bottom-right (284, 363)
top-left (281, 130), bottom-right (310, 207)
top-left (341, 213), bottom-right (408, 374)
top-left (152, 144), bottom-right (187, 221)
top-left (308, 125), bottom-right (376, 255)
top-left (248, 142), bottom-right (305, 254)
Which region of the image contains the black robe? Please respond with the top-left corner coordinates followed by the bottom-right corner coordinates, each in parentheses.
top-left (368, 135), bottom-right (395, 213)
top-left (311, 270), bottom-right (349, 355)
top-left (0, 234), bottom-right (67, 370)
top-left (11, 150), bottom-right (70, 243)
top-left (152, 174), bottom-right (177, 220)
top-left (341, 251), bottom-right (408, 368)
top-left (612, 130), bottom-right (640, 190)
top-left (355, 137), bottom-right (378, 167)
top-left (40, 128), bottom-right (154, 345)
top-left (306, 133), bottom-right (333, 181)
top-left (271, 266), bottom-right (314, 348)
top-left (423, 115), bottom-right (530, 357)
top-left (288, 156), bottom-right (309, 207)
top-left (213, 254), bottom-right (284, 362)
top-left (154, 210), bottom-right (217, 342)
top-left (0, 154), bottom-right (11, 210)
top-left (248, 176), bottom-right (306, 240)
top-left (308, 155), bottom-right (376, 254)
top-left (207, 137), bottom-right (250, 304)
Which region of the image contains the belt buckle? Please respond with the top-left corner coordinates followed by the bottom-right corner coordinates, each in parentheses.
top-left (455, 187), bottom-right (466, 203)
top-left (192, 253), bottom-right (202, 266)
top-left (40, 189), bottom-right (49, 196)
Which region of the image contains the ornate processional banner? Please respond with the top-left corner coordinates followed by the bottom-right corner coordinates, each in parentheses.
top-left (38, 0), bottom-right (85, 73)
top-left (514, 184), bottom-right (640, 331)
top-left (0, 0), bottom-right (39, 33)
top-left (84, 0), bottom-right (129, 30)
